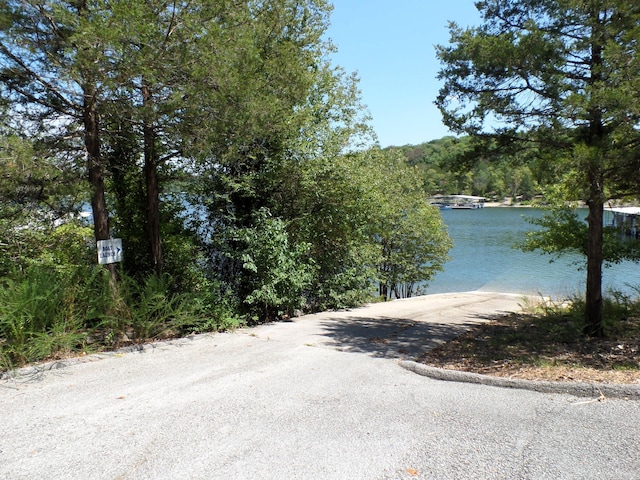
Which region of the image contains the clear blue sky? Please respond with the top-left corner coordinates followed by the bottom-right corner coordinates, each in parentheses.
top-left (325, 1), bottom-right (482, 147)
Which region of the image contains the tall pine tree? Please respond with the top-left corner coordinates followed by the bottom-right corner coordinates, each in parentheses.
top-left (436, 0), bottom-right (640, 336)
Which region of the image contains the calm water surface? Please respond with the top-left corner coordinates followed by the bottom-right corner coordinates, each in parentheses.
top-left (425, 207), bottom-right (640, 299)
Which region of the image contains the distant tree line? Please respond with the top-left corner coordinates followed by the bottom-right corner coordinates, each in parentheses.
top-left (387, 135), bottom-right (559, 202)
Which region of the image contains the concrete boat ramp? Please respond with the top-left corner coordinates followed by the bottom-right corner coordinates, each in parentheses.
top-left (2, 292), bottom-right (639, 480)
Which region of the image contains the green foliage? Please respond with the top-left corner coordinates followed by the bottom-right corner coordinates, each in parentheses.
top-left (0, 134), bottom-right (88, 276)
top-left (284, 153), bottom-right (380, 309)
top-left (188, 283), bottom-right (245, 333)
top-left (184, 1), bottom-right (376, 315)
top-left (521, 207), bottom-right (588, 259)
top-left (280, 148), bottom-right (453, 305)
top-left (370, 149), bottom-right (452, 299)
top-left (378, 204), bottom-right (451, 299)
top-left (0, 208), bottom-right (239, 369)
top-left (100, 274), bottom-right (205, 342)
top-left (0, 1), bottom-right (455, 370)
top-left (309, 249), bottom-right (376, 310)
top-left (436, 0), bottom-right (640, 336)
top-left (0, 266), bottom-right (93, 368)
top-left (522, 206), bottom-right (640, 265)
top-left (47, 224), bottom-right (95, 266)
top-left (386, 137), bottom-right (545, 200)
top-left (235, 209), bottom-right (314, 322)
top-left (0, 264), bottom-right (242, 370)
top-left (537, 288), bottom-right (640, 341)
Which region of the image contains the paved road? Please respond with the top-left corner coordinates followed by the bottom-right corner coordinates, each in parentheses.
top-left (2, 292), bottom-right (639, 479)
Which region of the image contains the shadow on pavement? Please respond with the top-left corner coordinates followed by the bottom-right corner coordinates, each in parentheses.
top-left (319, 314), bottom-right (505, 360)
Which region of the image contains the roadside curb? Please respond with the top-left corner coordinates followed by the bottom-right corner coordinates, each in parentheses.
top-left (399, 360), bottom-right (640, 400)
top-left (0, 334), bottom-right (208, 382)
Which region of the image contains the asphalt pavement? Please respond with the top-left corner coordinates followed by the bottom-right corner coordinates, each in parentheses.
top-left (2, 291), bottom-right (639, 479)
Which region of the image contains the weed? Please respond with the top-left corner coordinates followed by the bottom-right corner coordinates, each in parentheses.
top-left (0, 266), bottom-right (89, 368)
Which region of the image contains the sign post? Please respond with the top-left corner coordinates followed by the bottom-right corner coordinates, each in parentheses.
top-left (97, 238), bottom-right (123, 265)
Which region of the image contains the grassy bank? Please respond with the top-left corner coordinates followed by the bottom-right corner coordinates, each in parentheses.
top-left (419, 293), bottom-right (640, 384)
top-left (0, 265), bottom-right (243, 372)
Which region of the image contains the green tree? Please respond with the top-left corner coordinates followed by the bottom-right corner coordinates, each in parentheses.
top-left (284, 147), bottom-right (451, 307)
top-left (98, 1), bottom-right (243, 277)
top-left (0, 0), bottom-right (122, 277)
top-left (1, 1), bottom-right (451, 329)
top-left (472, 159), bottom-right (492, 196)
top-left (0, 134), bottom-right (82, 274)
top-left (521, 204), bottom-right (640, 267)
top-left (187, 0), bottom-right (379, 314)
top-left (0, 1), bottom-right (256, 281)
top-left (436, 0), bottom-right (640, 336)
top-left (236, 208), bottom-right (314, 321)
top-left (285, 152), bottom-right (381, 310)
top-left (373, 150), bottom-right (452, 299)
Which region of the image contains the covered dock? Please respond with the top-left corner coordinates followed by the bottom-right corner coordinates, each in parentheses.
top-left (605, 206), bottom-right (640, 238)
top-left (429, 194), bottom-right (486, 209)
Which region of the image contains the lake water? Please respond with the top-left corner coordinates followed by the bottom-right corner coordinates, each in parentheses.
top-left (424, 207), bottom-right (640, 299)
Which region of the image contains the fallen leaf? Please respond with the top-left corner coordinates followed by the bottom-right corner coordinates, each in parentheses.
top-left (407, 468), bottom-right (419, 476)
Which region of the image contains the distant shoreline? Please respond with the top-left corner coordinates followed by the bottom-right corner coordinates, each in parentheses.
top-left (482, 201), bottom-right (536, 208)
top-left (482, 200), bottom-right (634, 208)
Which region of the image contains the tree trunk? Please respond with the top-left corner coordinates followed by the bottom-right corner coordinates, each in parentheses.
top-left (78, 0), bottom-right (116, 279)
top-left (585, 193), bottom-right (605, 337)
top-left (142, 82), bottom-right (163, 276)
top-left (84, 89), bottom-right (117, 279)
top-left (583, 22), bottom-right (605, 338)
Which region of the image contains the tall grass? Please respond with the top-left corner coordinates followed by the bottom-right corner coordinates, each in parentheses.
top-left (0, 266), bottom-right (90, 368)
top-left (528, 286), bottom-right (640, 338)
top-left (98, 274), bottom-right (205, 343)
top-left (0, 266), bottom-right (242, 372)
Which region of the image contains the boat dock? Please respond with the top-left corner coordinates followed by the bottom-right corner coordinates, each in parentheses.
top-left (605, 206), bottom-right (640, 238)
top-left (429, 194), bottom-right (486, 210)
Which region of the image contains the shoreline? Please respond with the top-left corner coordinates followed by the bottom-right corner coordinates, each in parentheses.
top-left (482, 201), bottom-right (536, 207)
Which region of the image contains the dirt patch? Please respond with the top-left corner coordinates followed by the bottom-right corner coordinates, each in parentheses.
top-left (418, 311), bottom-right (640, 384)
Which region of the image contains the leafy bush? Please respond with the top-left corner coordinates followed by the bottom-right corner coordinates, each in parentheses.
top-left (237, 209), bottom-right (315, 322)
top-left (0, 264), bottom-right (242, 371)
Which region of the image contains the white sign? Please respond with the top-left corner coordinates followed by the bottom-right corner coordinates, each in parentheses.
top-left (97, 238), bottom-right (123, 265)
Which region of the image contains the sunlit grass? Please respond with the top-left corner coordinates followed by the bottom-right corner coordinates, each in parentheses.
top-left (420, 290), bottom-right (640, 383)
